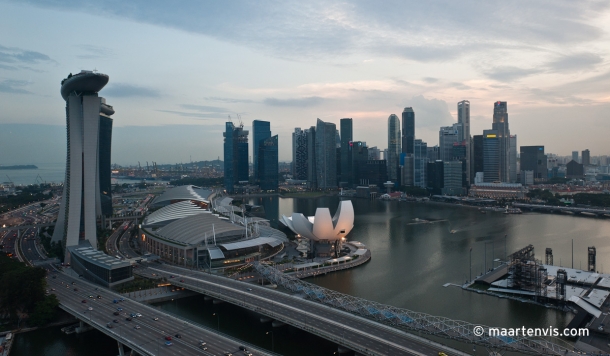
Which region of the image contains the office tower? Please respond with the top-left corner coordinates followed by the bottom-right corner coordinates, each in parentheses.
top-left (252, 120), bottom-right (271, 182)
top-left (358, 160), bottom-right (388, 188)
top-left (52, 71), bottom-right (115, 260)
top-left (452, 141), bottom-right (468, 188)
top-left (572, 151), bottom-right (579, 163)
top-left (98, 109), bottom-right (113, 217)
top-left (566, 160), bottom-right (584, 179)
top-left (413, 139), bottom-right (427, 188)
top-left (427, 160), bottom-right (444, 195)
top-left (315, 119), bottom-right (337, 189)
top-left (351, 141), bottom-right (368, 185)
top-left (520, 146), bottom-right (547, 180)
top-left (427, 145), bottom-right (440, 162)
top-left (224, 121), bottom-right (249, 193)
top-left (458, 100), bottom-right (471, 184)
top-left (340, 118), bottom-right (353, 185)
top-left (401, 154), bottom-right (414, 187)
top-left (509, 135), bottom-right (517, 183)
top-left (442, 161), bottom-right (463, 196)
top-left (473, 135), bottom-right (484, 176)
top-left (368, 147), bottom-right (380, 160)
top-left (492, 101), bottom-right (510, 182)
top-left (292, 128), bottom-right (308, 180)
top-left (387, 114), bottom-right (401, 182)
top-left (439, 125), bottom-right (459, 161)
top-left (401, 107), bottom-right (415, 154)
top-left (307, 126), bottom-right (317, 188)
top-left (483, 130), bottom-right (500, 182)
top-left (258, 135), bottom-right (278, 191)
top-left (582, 149), bottom-right (591, 166)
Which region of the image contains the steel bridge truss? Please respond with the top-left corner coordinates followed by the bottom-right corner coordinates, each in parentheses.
top-left (253, 262), bottom-right (580, 355)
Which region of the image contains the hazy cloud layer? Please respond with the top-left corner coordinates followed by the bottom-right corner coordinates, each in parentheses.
top-left (264, 96), bottom-right (326, 107)
top-left (103, 83), bottom-right (160, 98)
top-left (0, 79), bottom-right (31, 94)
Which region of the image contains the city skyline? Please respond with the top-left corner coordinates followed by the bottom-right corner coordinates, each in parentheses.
top-left (2, 1), bottom-right (610, 165)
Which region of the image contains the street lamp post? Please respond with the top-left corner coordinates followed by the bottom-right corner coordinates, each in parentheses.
top-left (266, 331), bottom-right (274, 352)
top-left (213, 312), bottom-right (219, 331)
top-left (469, 247), bottom-right (472, 283)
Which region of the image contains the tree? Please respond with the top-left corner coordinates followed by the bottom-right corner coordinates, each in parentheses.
top-left (29, 295), bottom-right (60, 327)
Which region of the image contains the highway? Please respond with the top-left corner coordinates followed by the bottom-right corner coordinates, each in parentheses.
top-left (48, 270), bottom-right (273, 356)
top-left (136, 263), bottom-right (457, 356)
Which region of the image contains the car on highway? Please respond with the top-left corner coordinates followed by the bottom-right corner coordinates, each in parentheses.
top-left (126, 317), bottom-right (132, 321)
top-left (113, 311), bottom-right (119, 316)
top-left (88, 307), bottom-right (93, 311)
top-left (97, 295), bottom-right (102, 299)
top-left (246, 288), bottom-right (253, 291)
top-left (117, 307), bottom-right (123, 312)
top-left (81, 300), bottom-right (86, 303)
top-left (174, 334), bottom-right (181, 338)
top-left (199, 341), bottom-right (207, 346)
top-left (130, 313), bottom-right (136, 318)
top-left (224, 353), bottom-right (232, 356)
top-left (153, 317), bottom-right (159, 321)
top-left (134, 325), bottom-right (141, 329)
top-left (107, 323), bottom-right (113, 328)
top-left (88, 295), bottom-right (93, 298)
top-left (164, 341), bottom-right (173, 346)
top-left (73, 288), bottom-right (78, 291)
top-left (165, 336), bottom-right (172, 341)
top-left (136, 313), bottom-right (142, 317)
top-left (113, 319), bottom-right (119, 323)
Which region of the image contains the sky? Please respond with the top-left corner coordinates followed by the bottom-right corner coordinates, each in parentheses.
top-left (1, 0), bottom-right (610, 165)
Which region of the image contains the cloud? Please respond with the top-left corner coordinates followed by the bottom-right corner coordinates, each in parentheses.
top-left (0, 44), bottom-right (52, 64)
top-left (484, 66), bottom-right (540, 81)
top-left (0, 79), bottom-right (31, 94)
top-left (263, 96), bottom-right (326, 107)
top-left (180, 104), bottom-right (229, 113)
top-left (423, 77), bottom-right (438, 83)
top-left (103, 83), bottom-right (160, 98)
top-left (74, 44), bottom-right (114, 59)
top-left (155, 110), bottom-right (224, 119)
top-left (405, 95), bottom-right (454, 129)
top-left (205, 96), bottom-right (256, 104)
top-left (13, 1), bottom-right (609, 64)
top-left (547, 52), bottom-right (603, 72)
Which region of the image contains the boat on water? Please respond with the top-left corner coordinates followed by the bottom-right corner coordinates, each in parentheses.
top-left (450, 230), bottom-right (457, 234)
top-left (504, 206), bottom-right (522, 214)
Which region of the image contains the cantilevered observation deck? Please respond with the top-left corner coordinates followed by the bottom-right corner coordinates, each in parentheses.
top-left (60, 70), bottom-right (109, 101)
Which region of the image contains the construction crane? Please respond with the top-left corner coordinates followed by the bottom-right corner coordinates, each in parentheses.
top-left (227, 115), bottom-right (233, 124)
top-left (146, 161), bottom-right (149, 172)
top-left (138, 161), bottom-right (141, 171)
top-left (236, 113), bottom-right (243, 128)
top-left (35, 174), bottom-right (44, 185)
top-left (5, 175), bottom-right (13, 184)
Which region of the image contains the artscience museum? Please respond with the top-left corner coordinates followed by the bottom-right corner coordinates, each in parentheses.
top-left (280, 200), bottom-right (354, 258)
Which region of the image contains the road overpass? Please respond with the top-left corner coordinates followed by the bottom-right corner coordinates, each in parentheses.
top-left (48, 270), bottom-right (274, 356)
top-left (513, 203), bottom-right (610, 217)
top-left (136, 263), bottom-right (469, 356)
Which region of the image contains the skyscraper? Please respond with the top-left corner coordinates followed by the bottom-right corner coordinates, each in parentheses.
top-left (307, 126), bottom-right (317, 188)
top-left (439, 125), bottom-right (459, 161)
top-left (483, 130), bottom-right (500, 182)
top-left (52, 71), bottom-right (115, 261)
top-left (492, 101), bottom-right (510, 182)
top-left (520, 146), bottom-right (546, 180)
top-left (473, 135), bottom-right (484, 176)
top-left (351, 141), bottom-right (368, 185)
top-left (224, 121), bottom-right (249, 193)
top-left (509, 135), bottom-right (517, 183)
top-left (458, 100), bottom-right (471, 185)
top-left (340, 118), bottom-right (353, 185)
top-left (292, 128), bottom-right (308, 180)
top-left (572, 151), bottom-right (579, 163)
top-left (252, 120), bottom-right (271, 182)
top-left (401, 107), bottom-right (415, 154)
top-left (315, 119), bottom-right (337, 189)
top-left (413, 139), bottom-right (427, 188)
top-left (387, 114), bottom-right (401, 182)
top-left (98, 104), bottom-right (113, 217)
top-left (258, 135), bottom-right (278, 191)
top-left (582, 149), bottom-right (591, 166)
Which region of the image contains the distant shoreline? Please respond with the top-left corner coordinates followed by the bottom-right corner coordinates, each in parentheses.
top-left (0, 164), bottom-right (38, 170)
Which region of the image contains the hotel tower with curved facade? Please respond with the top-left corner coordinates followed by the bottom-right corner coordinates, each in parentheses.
top-left (52, 70), bottom-right (114, 262)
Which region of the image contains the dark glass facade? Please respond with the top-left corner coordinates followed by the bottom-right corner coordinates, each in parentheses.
top-left (520, 146), bottom-right (546, 180)
top-left (483, 130), bottom-right (500, 182)
top-left (351, 141), bottom-right (368, 185)
top-left (358, 160), bottom-right (388, 188)
top-left (340, 118), bottom-right (353, 185)
top-left (98, 116), bottom-right (113, 216)
top-left (427, 161), bottom-right (444, 195)
top-left (252, 120), bottom-right (271, 182)
top-left (223, 122), bottom-right (249, 193)
top-left (473, 135), bottom-right (484, 175)
top-left (402, 107), bottom-right (415, 154)
top-left (258, 135), bottom-right (278, 191)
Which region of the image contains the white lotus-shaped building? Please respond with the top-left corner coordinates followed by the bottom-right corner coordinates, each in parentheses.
top-left (280, 200), bottom-right (354, 242)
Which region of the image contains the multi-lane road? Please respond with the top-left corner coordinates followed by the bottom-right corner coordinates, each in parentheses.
top-left (48, 270), bottom-right (272, 356)
top-left (136, 263), bottom-right (460, 356)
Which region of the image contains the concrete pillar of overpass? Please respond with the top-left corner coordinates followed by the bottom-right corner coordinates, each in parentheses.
top-left (79, 320), bottom-right (84, 328)
top-left (117, 341), bottom-right (125, 356)
top-left (337, 346), bottom-right (352, 354)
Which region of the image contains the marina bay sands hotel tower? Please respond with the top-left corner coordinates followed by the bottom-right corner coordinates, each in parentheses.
top-left (52, 71), bottom-right (114, 262)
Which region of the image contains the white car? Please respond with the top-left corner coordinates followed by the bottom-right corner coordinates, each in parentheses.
top-left (136, 313), bottom-right (142, 317)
